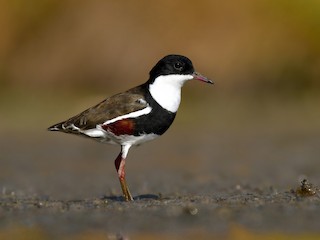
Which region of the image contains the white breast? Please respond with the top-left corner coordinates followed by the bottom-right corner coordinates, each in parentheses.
top-left (148, 74), bottom-right (193, 112)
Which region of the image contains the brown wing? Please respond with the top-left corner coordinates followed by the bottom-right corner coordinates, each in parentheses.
top-left (48, 86), bottom-right (148, 132)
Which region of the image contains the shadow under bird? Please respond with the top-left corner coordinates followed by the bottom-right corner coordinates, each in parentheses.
top-left (48, 54), bottom-right (213, 201)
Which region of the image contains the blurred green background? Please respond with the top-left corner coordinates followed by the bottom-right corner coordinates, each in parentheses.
top-left (0, 0), bottom-right (319, 132)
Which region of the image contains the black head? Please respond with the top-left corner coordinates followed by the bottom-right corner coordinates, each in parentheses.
top-left (148, 54), bottom-right (213, 85)
top-left (149, 55), bottom-right (194, 80)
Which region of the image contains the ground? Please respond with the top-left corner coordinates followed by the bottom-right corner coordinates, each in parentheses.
top-left (1, 95), bottom-right (320, 239)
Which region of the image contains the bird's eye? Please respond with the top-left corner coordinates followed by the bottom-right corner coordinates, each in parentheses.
top-left (174, 61), bottom-right (183, 71)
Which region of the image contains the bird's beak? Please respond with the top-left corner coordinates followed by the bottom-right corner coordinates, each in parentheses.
top-left (192, 72), bottom-right (214, 84)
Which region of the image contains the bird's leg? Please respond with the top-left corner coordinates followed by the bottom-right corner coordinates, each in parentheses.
top-left (114, 145), bottom-right (133, 201)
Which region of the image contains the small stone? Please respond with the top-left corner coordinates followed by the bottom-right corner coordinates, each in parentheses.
top-left (184, 206), bottom-right (198, 216)
top-left (295, 179), bottom-right (317, 197)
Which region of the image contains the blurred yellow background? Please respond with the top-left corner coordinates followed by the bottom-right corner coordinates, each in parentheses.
top-left (1, 2), bottom-right (320, 238)
top-left (0, 0), bottom-right (319, 133)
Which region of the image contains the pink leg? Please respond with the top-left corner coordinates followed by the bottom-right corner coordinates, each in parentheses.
top-left (114, 147), bottom-right (133, 201)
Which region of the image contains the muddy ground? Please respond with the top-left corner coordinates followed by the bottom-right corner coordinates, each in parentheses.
top-left (1, 96), bottom-right (320, 239)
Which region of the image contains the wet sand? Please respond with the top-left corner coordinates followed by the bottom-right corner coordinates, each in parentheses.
top-left (1, 97), bottom-right (320, 239)
top-left (1, 130), bottom-right (320, 239)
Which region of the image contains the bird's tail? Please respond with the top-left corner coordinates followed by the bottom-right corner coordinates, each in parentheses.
top-left (47, 121), bottom-right (65, 131)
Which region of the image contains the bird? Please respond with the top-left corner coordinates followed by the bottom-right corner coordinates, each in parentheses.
top-left (48, 54), bottom-right (213, 201)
